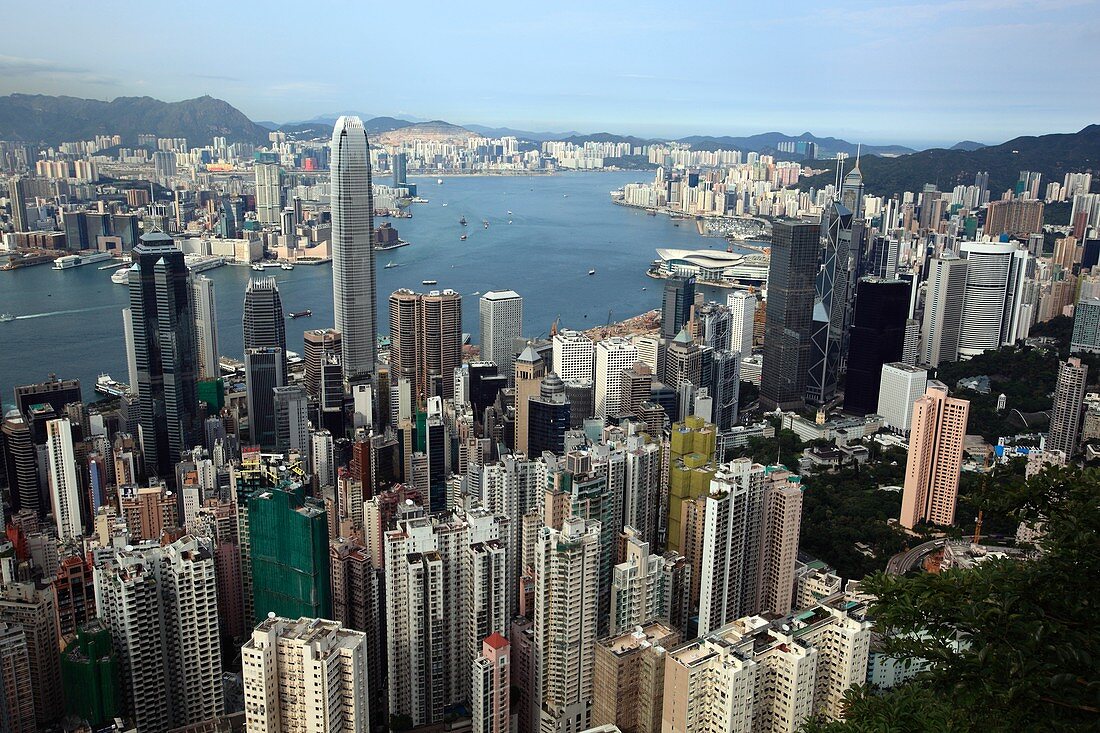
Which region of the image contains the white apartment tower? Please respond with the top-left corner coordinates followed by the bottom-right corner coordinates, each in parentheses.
top-left (384, 509), bottom-right (509, 727)
top-left (727, 290), bottom-right (757, 357)
top-left (957, 241), bottom-right (1030, 357)
top-left (254, 162), bottom-right (281, 226)
top-left (242, 615), bottom-right (370, 733)
top-left (534, 516), bottom-right (601, 733)
top-left (594, 337), bottom-right (638, 418)
top-left (330, 116), bottom-right (377, 379)
top-left (479, 290), bottom-right (524, 379)
top-left (45, 418), bottom-right (82, 541)
top-left (609, 527), bottom-right (666, 635)
top-left (94, 536), bottom-right (223, 731)
top-left (552, 329), bottom-right (595, 382)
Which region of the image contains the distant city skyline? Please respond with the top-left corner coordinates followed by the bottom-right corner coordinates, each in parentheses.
top-left (0, 0), bottom-right (1096, 147)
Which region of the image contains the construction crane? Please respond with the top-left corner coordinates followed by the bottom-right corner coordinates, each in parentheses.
top-left (601, 309), bottom-right (613, 338)
top-left (973, 510), bottom-right (984, 545)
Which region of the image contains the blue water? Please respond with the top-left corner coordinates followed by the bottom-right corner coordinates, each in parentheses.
top-left (0, 171), bottom-right (733, 406)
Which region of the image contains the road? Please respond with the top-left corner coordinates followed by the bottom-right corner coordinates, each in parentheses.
top-left (886, 538), bottom-right (948, 575)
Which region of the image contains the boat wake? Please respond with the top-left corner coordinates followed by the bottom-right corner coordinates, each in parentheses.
top-left (14, 304), bottom-right (119, 320)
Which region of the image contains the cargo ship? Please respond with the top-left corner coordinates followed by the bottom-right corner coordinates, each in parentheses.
top-left (53, 252), bottom-right (115, 269)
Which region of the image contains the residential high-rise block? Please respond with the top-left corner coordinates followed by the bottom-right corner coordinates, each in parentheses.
top-left (472, 633), bottom-right (510, 733)
top-left (610, 528), bottom-right (682, 636)
top-left (128, 231), bottom-right (200, 480)
top-left (900, 382), bottom-right (970, 529)
top-left (242, 615), bottom-right (369, 733)
top-left (389, 288), bottom-right (463, 401)
top-left (595, 337), bottom-right (638, 418)
top-left (331, 116), bottom-right (377, 379)
top-left (592, 622), bottom-right (679, 733)
top-left (45, 417), bottom-right (83, 541)
top-left (760, 220), bottom-right (818, 411)
top-left (254, 162), bottom-right (282, 226)
top-left (876, 363), bottom-right (929, 435)
top-left (93, 536), bottom-right (223, 731)
top-left (242, 276), bottom-right (287, 354)
top-left (59, 620), bottom-right (119, 729)
top-left (0, 622), bottom-right (35, 733)
top-left (553, 329), bottom-right (595, 383)
top-left (1070, 297), bottom-right (1100, 353)
top-left (1047, 357), bottom-right (1089, 456)
top-left (480, 290), bottom-right (524, 381)
top-left (0, 582), bottom-right (62, 728)
top-left (661, 275), bottom-right (695, 339)
top-left (985, 198), bottom-right (1044, 237)
top-left (534, 516), bottom-right (600, 733)
top-left (920, 253), bottom-right (968, 367)
top-left (192, 274), bottom-right (220, 381)
top-left (843, 278), bottom-right (910, 415)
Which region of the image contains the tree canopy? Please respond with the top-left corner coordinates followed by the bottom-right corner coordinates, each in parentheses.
top-left (805, 466), bottom-right (1100, 732)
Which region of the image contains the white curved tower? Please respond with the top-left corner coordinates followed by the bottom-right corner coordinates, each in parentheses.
top-left (330, 116), bottom-right (377, 379)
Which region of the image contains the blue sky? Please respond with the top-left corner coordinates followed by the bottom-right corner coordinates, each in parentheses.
top-left (0, 0), bottom-right (1096, 147)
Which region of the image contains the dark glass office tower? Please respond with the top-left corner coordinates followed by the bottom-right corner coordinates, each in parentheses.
top-left (760, 220), bottom-right (818, 411)
top-left (843, 278), bottom-right (910, 415)
top-left (242, 276), bottom-right (287, 354)
top-left (528, 373), bottom-right (571, 457)
top-left (128, 231), bottom-right (200, 480)
top-left (807, 201), bottom-right (852, 405)
top-left (662, 275), bottom-right (696, 339)
top-left (245, 347), bottom-right (287, 451)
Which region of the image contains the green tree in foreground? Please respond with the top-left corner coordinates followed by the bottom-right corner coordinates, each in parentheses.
top-left (805, 467), bottom-right (1100, 733)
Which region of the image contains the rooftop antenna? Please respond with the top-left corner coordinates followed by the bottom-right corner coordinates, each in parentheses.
top-left (855, 142), bottom-right (861, 171)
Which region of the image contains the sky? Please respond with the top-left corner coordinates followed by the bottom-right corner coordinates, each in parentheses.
top-left (0, 0), bottom-right (1097, 148)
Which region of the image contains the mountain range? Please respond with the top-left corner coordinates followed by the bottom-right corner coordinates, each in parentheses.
top-left (798, 125), bottom-right (1100, 198)
top-left (0, 93), bottom-right (1094, 199)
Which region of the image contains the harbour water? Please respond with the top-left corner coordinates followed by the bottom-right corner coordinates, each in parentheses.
top-left (0, 171), bottom-right (746, 406)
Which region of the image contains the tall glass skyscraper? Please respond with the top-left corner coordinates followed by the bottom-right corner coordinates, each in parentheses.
top-left (760, 221), bottom-right (818, 412)
top-left (242, 276), bottom-right (286, 354)
top-left (330, 116), bottom-right (377, 380)
top-left (128, 231), bottom-right (199, 481)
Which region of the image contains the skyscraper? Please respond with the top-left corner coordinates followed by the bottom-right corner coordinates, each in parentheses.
top-left (45, 418), bottom-right (82, 541)
top-left (842, 278), bottom-right (910, 415)
top-left (392, 151), bottom-right (408, 187)
top-left (1047, 357), bottom-right (1088, 456)
top-left (254, 162), bottom-right (282, 226)
top-left (534, 516), bottom-right (600, 733)
top-left (514, 345), bottom-right (545, 455)
top-left (595, 337), bottom-right (639, 418)
top-left (528, 373), bottom-right (571, 457)
top-left (957, 242), bottom-right (1030, 358)
top-left (273, 385), bottom-right (309, 459)
top-left (900, 382), bottom-right (970, 529)
top-left (389, 288), bottom-right (463, 401)
top-left (920, 253), bottom-right (968, 367)
top-left (0, 583), bottom-right (63, 728)
top-left (331, 116), bottom-right (377, 380)
top-left (242, 276), bottom-right (287, 354)
top-left (662, 275), bottom-right (696, 339)
top-left (128, 231), bottom-right (200, 480)
top-left (8, 175), bottom-right (29, 233)
top-left (192, 275), bottom-right (220, 381)
top-left (245, 347), bottom-right (286, 451)
top-left (242, 616), bottom-right (369, 733)
top-left (807, 201), bottom-right (853, 405)
top-left (552, 329), bottom-right (595, 382)
top-left (876, 363), bottom-right (928, 435)
top-left (304, 329), bottom-right (344, 435)
top-left (479, 290), bottom-right (524, 380)
top-left (726, 290), bottom-right (756, 358)
top-left (760, 220), bottom-right (818, 411)
top-left (472, 633), bottom-right (510, 733)
top-left (94, 537), bottom-right (223, 731)
top-left (0, 622), bottom-right (34, 733)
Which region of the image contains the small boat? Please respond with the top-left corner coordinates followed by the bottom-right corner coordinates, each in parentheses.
top-left (0, 313), bottom-right (14, 323)
top-left (563, 194), bottom-right (568, 197)
top-left (588, 269), bottom-right (596, 276)
top-left (483, 221), bottom-right (489, 228)
top-left (289, 310), bottom-right (312, 319)
top-left (251, 263), bottom-right (264, 271)
top-left (111, 269), bottom-right (130, 285)
top-left (642, 287), bottom-right (647, 291)
top-left (507, 210), bottom-right (512, 215)
top-left (442, 203), bottom-right (448, 207)
top-left (384, 262), bottom-right (399, 269)
top-left (508, 220), bottom-right (513, 224)
top-left (437, 178), bottom-right (443, 184)
top-left (422, 279), bottom-right (437, 285)
top-left (281, 262), bottom-right (294, 271)
top-left (472, 291), bottom-right (481, 296)
top-left (460, 216), bottom-right (467, 226)
top-left (460, 234), bottom-right (467, 241)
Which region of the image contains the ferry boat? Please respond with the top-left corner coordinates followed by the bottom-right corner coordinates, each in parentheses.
top-left (111, 269), bottom-right (131, 285)
top-left (94, 373), bottom-right (130, 398)
top-left (588, 269), bottom-right (596, 275)
top-left (251, 263), bottom-right (265, 271)
top-left (53, 251), bottom-right (114, 269)
top-left (281, 262), bottom-right (294, 271)
top-left (0, 313), bottom-right (14, 323)
top-left (422, 279), bottom-right (438, 286)
top-left (289, 310), bottom-right (312, 319)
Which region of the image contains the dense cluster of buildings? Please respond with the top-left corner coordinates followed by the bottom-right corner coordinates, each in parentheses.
top-left (0, 109), bottom-right (1093, 733)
